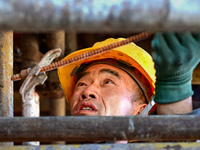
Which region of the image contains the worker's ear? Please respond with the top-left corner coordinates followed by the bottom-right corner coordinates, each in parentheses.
top-left (136, 104), bottom-right (147, 115)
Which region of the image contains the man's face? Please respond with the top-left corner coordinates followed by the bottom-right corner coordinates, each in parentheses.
top-left (70, 64), bottom-right (146, 116)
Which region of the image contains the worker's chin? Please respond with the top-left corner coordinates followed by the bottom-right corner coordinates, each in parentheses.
top-left (74, 110), bottom-right (98, 116)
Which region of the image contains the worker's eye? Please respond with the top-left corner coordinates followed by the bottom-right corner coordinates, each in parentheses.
top-left (77, 82), bottom-right (87, 87)
top-left (103, 79), bottom-right (115, 85)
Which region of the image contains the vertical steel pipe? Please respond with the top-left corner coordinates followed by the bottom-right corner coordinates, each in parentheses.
top-left (0, 31), bottom-right (13, 117)
top-left (44, 31), bottom-right (66, 144)
top-left (65, 32), bottom-right (77, 115)
top-left (0, 31), bottom-right (13, 146)
top-left (20, 34), bottom-right (42, 146)
top-left (65, 32), bottom-right (77, 55)
top-left (42, 31), bottom-right (65, 118)
top-left (42, 31), bottom-right (65, 60)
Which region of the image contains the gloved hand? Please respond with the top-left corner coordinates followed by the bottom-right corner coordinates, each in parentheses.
top-left (151, 32), bottom-right (200, 104)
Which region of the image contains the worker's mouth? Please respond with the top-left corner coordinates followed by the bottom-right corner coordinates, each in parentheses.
top-left (75, 101), bottom-right (97, 115)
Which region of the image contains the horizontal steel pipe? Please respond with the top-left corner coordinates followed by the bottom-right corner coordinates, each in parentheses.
top-left (0, 115), bottom-right (200, 142)
top-left (1, 142), bottom-right (200, 150)
top-left (0, 0), bottom-right (200, 32)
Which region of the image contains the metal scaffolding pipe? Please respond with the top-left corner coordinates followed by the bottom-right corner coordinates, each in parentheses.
top-left (0, 0), bottom-right (200, 32)
top-left (0, 32), bottom-right (13, 117)
top-left (45, 31), bottom-right (66, 144)
top-left (1, 142), bottom-right (200, 150)
top-left (20, 33), bottom-right (42, 146)
top-left (0, 32), bottom-right (13, 146)
top-left (1, 115), bottom-right (200, 142)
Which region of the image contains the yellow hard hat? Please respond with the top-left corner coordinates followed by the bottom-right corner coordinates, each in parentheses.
top-left (58, 38), bottom-right (155, 102)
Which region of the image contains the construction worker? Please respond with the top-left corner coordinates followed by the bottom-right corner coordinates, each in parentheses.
top-left (58, 37), bottom-right (155, 117)
top-left (57, 32), bottom-right (200, 143)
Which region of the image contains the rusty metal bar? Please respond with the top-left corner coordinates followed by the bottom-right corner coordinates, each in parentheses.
top-left (20, 33), bottom-right (41, 146)
top-left (12, 31), bottom-right (153, 81)
top-left (0, 31), bottom-right (13, 117)
top-left (0, 0), bottom-right (200, 32)
top-left (43, 31), bottom-right (66, 118)
top-left (1, 115), bottom-right (200, 142)
top-left (42, 31), bottom-right (65, 60)
top-left (45, 31), bottom-right (66, 144)
top-left (49, 94), bottom-right (66, 117)
top-left (65, 32), bottom-right (77, 55)
top-left (0, 31), bottom-right (13, 146)
top-left (1, 142), bottom-right (200, 150)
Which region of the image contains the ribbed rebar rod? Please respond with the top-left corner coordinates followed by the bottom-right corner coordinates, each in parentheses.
top-left (0, 0), bottom-right (200, 32)
top-left (11, 31), bottom-right (154, 81)
top-left (1, 115), bottom-right (200, 142)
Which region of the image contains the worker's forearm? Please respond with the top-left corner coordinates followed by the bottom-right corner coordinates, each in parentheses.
top-left (156, 97), bottom-right (193, 115)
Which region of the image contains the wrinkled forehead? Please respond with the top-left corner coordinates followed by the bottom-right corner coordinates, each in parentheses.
top-left (73, 59), bottom-right (130, 82)
top-left (74, 64), bottom-right (124, 85)
top-left (83, 64), bottom-right (123, 79)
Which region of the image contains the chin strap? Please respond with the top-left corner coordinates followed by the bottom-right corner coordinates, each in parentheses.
top-left (139, 95), bottom-right (155, 116)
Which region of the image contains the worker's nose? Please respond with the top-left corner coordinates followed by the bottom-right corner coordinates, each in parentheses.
top-left (80, 84), bottom-right (99, 100)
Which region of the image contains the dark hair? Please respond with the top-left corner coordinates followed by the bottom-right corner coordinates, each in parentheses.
top-left (131, 85), bottom-right (146, 104)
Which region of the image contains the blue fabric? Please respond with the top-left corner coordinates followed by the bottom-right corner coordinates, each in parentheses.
top-left (186, 108), bottom-right (200, 115)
